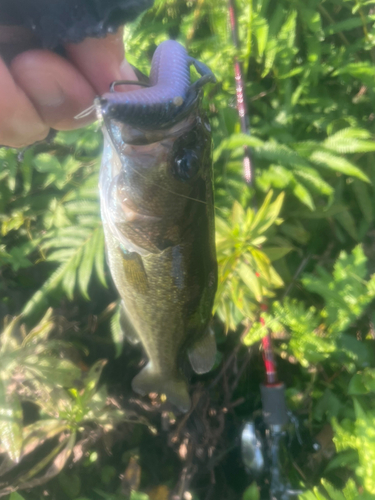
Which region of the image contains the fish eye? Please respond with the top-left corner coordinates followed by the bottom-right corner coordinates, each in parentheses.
top-left (173, 150), bottom-right (200, 181)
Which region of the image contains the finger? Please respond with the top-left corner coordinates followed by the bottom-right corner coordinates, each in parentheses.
top-left (65, 29), bottom-right (138, 95)
top-left (11, 49), bottom-right (97, 130)
top-left (0, 57), bottom-right (49, 148)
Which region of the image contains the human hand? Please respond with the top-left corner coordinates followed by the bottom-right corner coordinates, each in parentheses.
top-left (0, 28), bottom-right (137, 148)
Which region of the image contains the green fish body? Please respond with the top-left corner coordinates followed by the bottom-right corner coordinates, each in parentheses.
top-left (98, 41), bottom-right (217, 412)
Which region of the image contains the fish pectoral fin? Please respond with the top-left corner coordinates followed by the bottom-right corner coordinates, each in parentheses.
top-left (122, 252), bottom-right (149, 294)
top-left (131, 364), bottom-right (191, 413)
top-left (188, 327), bottom-right (216, 375)
top-left (120, 301), bottom-right (140, 345)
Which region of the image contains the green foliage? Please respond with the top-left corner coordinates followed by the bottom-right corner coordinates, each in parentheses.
top-left (332, 400), bottom-right (375, 494)
top-left (250, 246), bottom-right (375, 496)
top-left (299, 478), bottom-right (374, 500)
top-left (1, 0), bottom-right (375, 498)
top-left (302, 246), bottom-right (375, 335)
top-left (0, 312), bottom-right (134, 496)
top-left (247, 246), bottom-right (375, 365)
top-left (0, 127), bottom-right (105, 320)
top-left (242, 482), bottom-right (260, 500)
top-left (215, 191), bottom-right (289, 330)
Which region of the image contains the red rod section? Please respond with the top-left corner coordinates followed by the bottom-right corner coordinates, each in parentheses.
top-left (260, 315), bottom-right (278, 385)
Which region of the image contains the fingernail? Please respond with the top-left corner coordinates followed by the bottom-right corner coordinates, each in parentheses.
top-left (23, 72), bottom-right (65, 108)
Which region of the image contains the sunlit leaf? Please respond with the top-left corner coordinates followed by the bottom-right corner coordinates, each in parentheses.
top-left (0, 382), bottom-right (23, 463)
top-left (310, 151), bottom-right (370, 183)
top-left (242, 482), bottom-right (260, 500)
top-left (110, 305), bottom-right (124, 359)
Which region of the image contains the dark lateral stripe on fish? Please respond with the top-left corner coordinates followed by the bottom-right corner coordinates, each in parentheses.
top-left (100, 40), bottom-right (191, 129)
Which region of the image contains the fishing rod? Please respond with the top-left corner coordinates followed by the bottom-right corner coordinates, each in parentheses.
top-left (228, 0), bottom-right (253, 186)
top-left (227, 1), bottom-right (306, 498)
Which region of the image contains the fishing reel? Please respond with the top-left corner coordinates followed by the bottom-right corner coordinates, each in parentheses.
top-left (241, 383), bottom-right (307, 500)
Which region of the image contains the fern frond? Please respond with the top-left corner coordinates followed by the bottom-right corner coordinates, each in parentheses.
top-left (24, 223), bottom-right (106, 316)
top-left (323, 127), bottom-right (375, 154)
top-left (309, 151), bottom-right (370, 183)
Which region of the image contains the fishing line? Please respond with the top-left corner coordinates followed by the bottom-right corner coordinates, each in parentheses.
top-left (74, 104), bottom-right (96, 120)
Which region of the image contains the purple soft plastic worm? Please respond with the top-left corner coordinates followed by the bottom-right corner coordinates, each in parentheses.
top-left (104, 40), bottom-right (190, 105)
top-left (99, 40), bottom-right (192, 128)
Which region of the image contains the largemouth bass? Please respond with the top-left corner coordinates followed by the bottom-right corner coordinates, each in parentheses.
top-left (96, 40), bottom-right (217, 412)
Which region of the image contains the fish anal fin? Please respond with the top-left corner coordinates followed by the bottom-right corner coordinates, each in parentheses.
top-left (120, 301), bottom-right (140, 345)
top-left (188, 327), bottom-right (216, 374)
top-left (131, 364), bottom-right (191, 413)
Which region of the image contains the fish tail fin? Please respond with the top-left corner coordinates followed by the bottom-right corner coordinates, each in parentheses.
top-left (131, 364), bottom-right (191, 412)
top-left (188, 327), bottom-right (216, 374)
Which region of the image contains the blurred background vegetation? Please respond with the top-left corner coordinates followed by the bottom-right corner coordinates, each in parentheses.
top-left (1, 0), bottom-right (375, 498)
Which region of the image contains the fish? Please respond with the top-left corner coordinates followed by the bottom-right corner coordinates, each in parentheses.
top-left (96, 40), bottom-right (217, 412)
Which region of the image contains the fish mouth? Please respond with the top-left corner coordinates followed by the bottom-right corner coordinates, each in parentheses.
top-left (99, 106), bottom-right (199, 146)
top-left (98, 90), bottom-right (200, 131)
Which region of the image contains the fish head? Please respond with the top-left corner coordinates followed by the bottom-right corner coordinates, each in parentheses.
top-left (98, 100), bottom-right (213, 254)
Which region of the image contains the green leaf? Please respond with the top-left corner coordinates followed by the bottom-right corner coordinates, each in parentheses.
top-left (24, 358), bottom-right (81, 387)
top-left (321, 479), bottom-right (346, 500)
top-left (214, 134), bottom-right (264, 161)
top-left (352, 180), bottom-right (373, 224)
top-left (78, 228), bottom-right (100, 299)
top-left (334, 210), bottom-right (359, 241)
top-left (111, 305), bottom-right (124, 358)
top-left (262, 246), bottom-right (293, 261)
top-left (323, 17), bottom-right (367, 36)
top-left (254, 16), bottom-right (268, 57)
top-left (9, 493), bottom-right (26, 500)
top-left (293, 182), bottom-right (315, 210)
top-left (324, 128), bottom-right (375, 154)
top-left (21, 420), bottom-right (70, 457)
top-left (23, 263), bottom-right (66, 316)
top-left (238, 262), bottom-right (262, 302)
top-left (82, 360), bottom-right (107, 401)
top-left (242, 482), bottom-right (260, 500)
top-left (14, 432), bottom-right (75, 487)
top-left (299, 6), bottom-right (323, 35)
top-left (0, 315), bottom-right (20, 354)
top-left (293, 167), bottom-right (334, 197)
top-left (130, 492), bottom-right (150, 500)
top-left (348, 374), bottom-right (368, 395)
top-left (58, 472), bottom-right (81, 499)
top-left (310, 151), bottom-right (370, 183)
top-left (250, 191), bottom-right (284, 235)
top-left (334, 62), bottom-right (375, 87)
top-left (62, 247), bottom-right (83, 300)
top-left (33, 153), bottom-right (60, 172)
top-left (0, 381), bottom-right (23, 463)
top-left (94, 228), bottom-right (107, 288)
